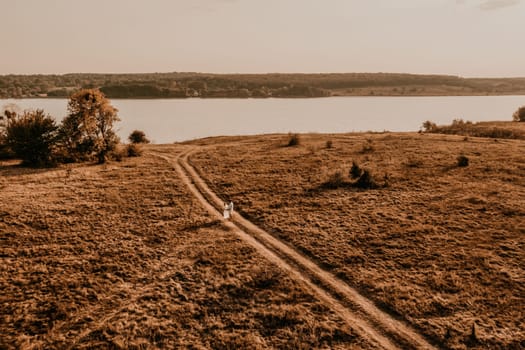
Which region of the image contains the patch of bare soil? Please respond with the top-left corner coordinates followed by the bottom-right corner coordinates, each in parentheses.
top-left (190, 132), bottom-right (525, 349)
top-left (0, 146), bottom-right (371, 349)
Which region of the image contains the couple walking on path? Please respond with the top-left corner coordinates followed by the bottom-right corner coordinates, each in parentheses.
top-left (223, 201), bottom-right (234, 219)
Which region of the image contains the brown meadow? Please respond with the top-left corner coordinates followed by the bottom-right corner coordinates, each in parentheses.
top-left (189, 131), bottom-right (525, 349)
top-left (1, 127), bottom-right (524, 349)
top-left (0, 148), bottom-right (369, 349)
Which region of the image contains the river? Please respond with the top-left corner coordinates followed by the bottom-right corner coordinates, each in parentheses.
top-left (1, 96), bottom-right (523, 143)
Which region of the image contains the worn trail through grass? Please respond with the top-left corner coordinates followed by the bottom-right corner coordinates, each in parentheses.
top-left (151, 146), bottom-right (437, 350)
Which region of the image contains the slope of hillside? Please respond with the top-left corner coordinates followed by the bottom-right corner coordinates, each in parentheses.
top-left (0, 147), bottom-right (371, 349)
top-left (189, 132), bottom-right (525, 349)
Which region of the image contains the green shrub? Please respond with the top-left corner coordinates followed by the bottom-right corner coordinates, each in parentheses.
top-left (128, 130), bottom-right (150, 144)
top-left (4, 109), bottom-right (59, 166)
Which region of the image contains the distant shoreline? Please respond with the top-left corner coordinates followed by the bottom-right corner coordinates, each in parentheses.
top-left (2, 72), bottom-right (525, 99)
top-left (3, 92), bottom-right (525, 100)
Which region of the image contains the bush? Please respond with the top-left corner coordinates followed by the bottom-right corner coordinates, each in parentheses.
top-left (324, 171), bottom-right (345, 189)
top-left (4, 109), bottom-right (59, 166)
top-left (128, 130), bottom-right (150, 144)
top-left (0, 136), bottom-right (12, 159)
top-left (0, 141), bottom-right (11, 159)
top-left (109, 145), bottom-right (126, 162)
top-left (422, 120), bottom-right (437, 132)
top-left (287, 133), bottom-right (300, 147)
top-left (350, 161), bottom-right (363, 179)
top-left (457, 155), bottom-right (469, 167)
top-left (355, 170), bottom-right (379, 189)
top-left (512, 106), bottom-right (525, 122)
top-left (423, 119), bottom-right (525, 140)
top-left (127, 143), bottom-right (143, 157)
top-left (326, 140), bottom-right (333, 149)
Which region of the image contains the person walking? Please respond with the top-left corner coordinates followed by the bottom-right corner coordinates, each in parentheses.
top-left (223, 201), bottom-right (234, 219)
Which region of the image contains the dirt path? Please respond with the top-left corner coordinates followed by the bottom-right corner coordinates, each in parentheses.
top-left (152, 146), bottom-right (438, 350)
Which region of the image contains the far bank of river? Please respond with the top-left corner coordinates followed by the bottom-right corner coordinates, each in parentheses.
top-left (1, 96), bottom-right (523, 144)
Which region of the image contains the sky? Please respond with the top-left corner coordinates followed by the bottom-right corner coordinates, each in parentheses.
top-left (1, 0), bottom-right (524, 77)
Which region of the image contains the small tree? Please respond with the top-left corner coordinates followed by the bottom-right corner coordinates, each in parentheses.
top-left (4, 109), bottom-right (59, 166)
top-left (128, 130), bottom-right (150, 144)
top-left (422, 120), bottom-right (437, 132)
top-left (512, 106), bottom-right (525, 122)
top-left (61, 89), bottom-right (120, 163)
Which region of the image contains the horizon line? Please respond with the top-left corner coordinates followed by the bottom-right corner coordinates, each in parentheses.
top-left (1, 71), bottom-right (525, 80)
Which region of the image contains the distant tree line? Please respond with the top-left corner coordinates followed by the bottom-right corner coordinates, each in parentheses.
top-left (2, 72), bottom-right (525, 99)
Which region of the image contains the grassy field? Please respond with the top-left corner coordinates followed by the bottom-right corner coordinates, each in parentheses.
top-left (0, 148), bottom-right (372, 349)
top-left (2, 128), bottom-right (523, 349)
top-left (189, 131), bottom-right (525, 349)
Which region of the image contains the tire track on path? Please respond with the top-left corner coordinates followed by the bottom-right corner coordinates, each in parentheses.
top-left (153, 146), bottom-right (438, 350)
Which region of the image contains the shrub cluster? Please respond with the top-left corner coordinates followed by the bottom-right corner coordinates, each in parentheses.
top-left (3, 109), bottom-right (59, 166)
top-left (323, 162), bottom-right (384, 190)
top-left (324, 171), bottom-right (345, 189)
top-left (1, 89), bottom-right (149, 167)
top-left (421, 118), bottom-right (525, 140)
top-left (126, 143), bottom-right (143, 157)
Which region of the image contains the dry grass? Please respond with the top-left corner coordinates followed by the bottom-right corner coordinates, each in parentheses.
top-left (0, 146), bottom-right (371, 349)
top-left (190, 132), bottom-right (525, 349)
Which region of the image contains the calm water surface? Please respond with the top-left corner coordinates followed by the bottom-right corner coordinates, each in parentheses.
top-left (1, 96), bottom-right (523, 143)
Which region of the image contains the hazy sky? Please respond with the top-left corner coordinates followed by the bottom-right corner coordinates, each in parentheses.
top-left (1, 0), bottom-right (524, 77)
